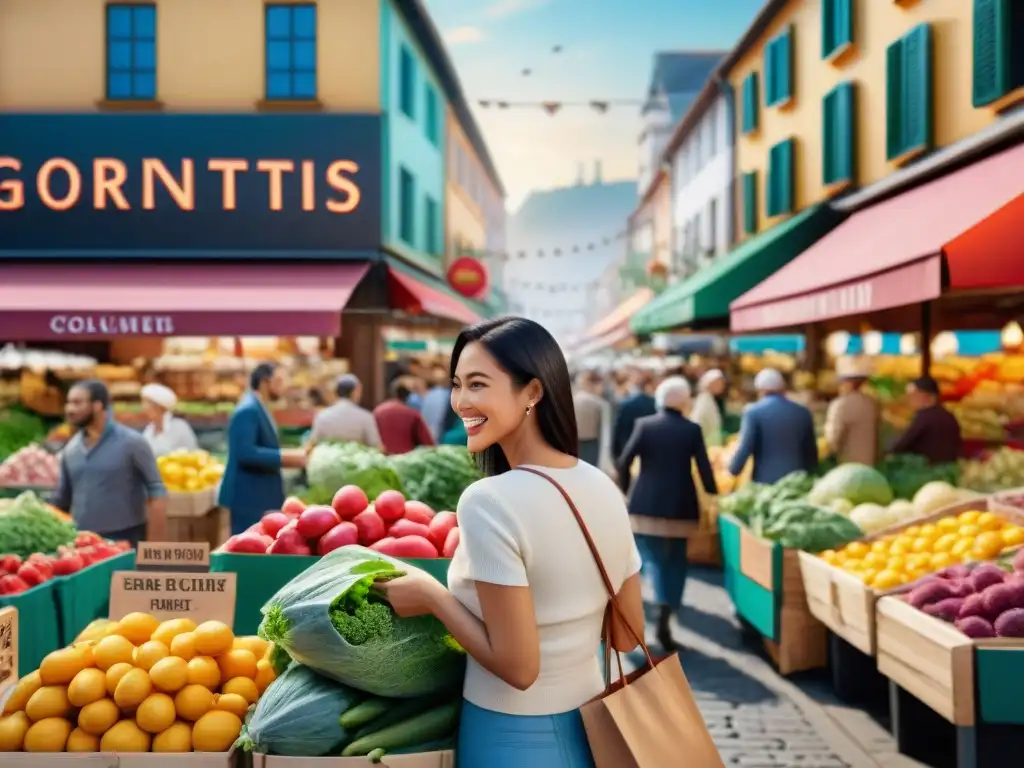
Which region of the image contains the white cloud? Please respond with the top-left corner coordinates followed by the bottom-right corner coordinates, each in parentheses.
top-left (485, 0), bottom-right (550, 19)
top-left (445, 25), bottom-right (487, 45)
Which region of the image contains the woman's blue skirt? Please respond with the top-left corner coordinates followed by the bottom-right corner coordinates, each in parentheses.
top-left (457, 699), bottom-right (595, 768)
top-left (634, 533), bottom-right (688, 608)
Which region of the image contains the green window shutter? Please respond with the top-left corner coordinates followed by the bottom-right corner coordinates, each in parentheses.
top-left (823, 83), bottom-right (856, 185)
top-left (885, 38), bottom-right (904, 159)
top-left (742, 73), bottom-right (759, 133)
top-left (764, 42), bottom-right (776, 105)
top-left (901, 24), bottom-right (933, 156)
top-left (972, 0), bottom-right (1013, 106)
top-left (823, 0), bottom-right (854, 60)
top-left (767, 139), bottom-right (794, 217)
top-left (742, 172), bottom-right (758, 235)
top-left (766, 27), bottom-right (794, 106)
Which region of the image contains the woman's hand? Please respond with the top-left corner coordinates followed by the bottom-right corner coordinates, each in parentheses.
top-left (373, 571), bottom-right (446, 618)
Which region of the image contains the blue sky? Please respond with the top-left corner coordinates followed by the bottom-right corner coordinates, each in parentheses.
top-left (424, 0), bottom-right (767, 209)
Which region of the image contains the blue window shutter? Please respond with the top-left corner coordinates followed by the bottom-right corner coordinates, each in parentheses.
top-left (823, 0), bottom-right (854, 59)
top-left (764, 43), bottom-right (776, 105)
top-left (972, 0), bottom-right (1014, 106)
top-left (901, 24), bottom-right (933, 156)
top-left (767, 139), bottom-right (794, 216)
top-left (778, 29), bottom-right (793, 102)
top-left (742, 73), bottom-right (759, 133)
top-left (823, 83), bottom-right (856, 186)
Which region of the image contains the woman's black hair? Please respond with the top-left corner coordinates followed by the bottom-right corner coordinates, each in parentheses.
top-left (450, 316), bottom-right (578, 476)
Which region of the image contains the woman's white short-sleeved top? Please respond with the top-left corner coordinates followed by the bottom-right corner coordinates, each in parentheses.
top-left (446, 461), bottom-right (642, 716)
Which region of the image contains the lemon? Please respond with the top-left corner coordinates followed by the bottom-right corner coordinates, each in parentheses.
top-left (153, 721), bottom-right (193, 752)
top-left (929, 552), bottom-right (953, 570)
top-left (1002, 526), bottom-right (1024, 548)
top-left (844, 541), bottom-right (869, 559)
top-left (951, 538), bottom-right (974, 558)
top-left (78, 698), bottom-right (121, 736)
top-left (100, 719), bottom-right (151, 752)
top-left (2, 670), bottom-right (41, 715)
top-left (25, 686), bottom-right (72, 721)
top-left (93, 634), bottom-right (136, 671)
top-left (193, 621), bottom-right (234, 657)
top-left (151, 618), bottom-right (198, 647)
top-left (213, 692), bottom-right (250, 717)
top-left (232, 636), bottom-right (269, 658)
top-left (959, 524), bottom-right (982, 538)
top-left (170, 631), bottom-right (197, 660)
top-left (174, 684), bottom-right (215, 721)
top-left (23, 717), bottom-right (73, 752)
top-left (136, 693), bottom-right (177, 734)
top-left (902, 525), bottom-right (921, 538)
top-left (254, 659), bottom-right (277, 693)
top-left (870, 540), bottom-right (890, 554)
top-left (39, 646), bottom-right (92, 685)
top-left (217, 649), bottom-right (258, 681)
top-left (932, 533), bottom-right (957, 553)
top-left (114, 668), bottom-right (153, 710)
top-left (192, 710), bottom-right (243, 752)
top-left (187, 656), bottom-right (222, 689)
top-left (0, 711), bottom-right (30, 750)
top-left (105, 662), bottom-right (135, 696)
top-left (871, 570), bottom-right (902, 590)
top-left (936, 516), bottom-right (959, 532)
top-left (972, 531), bottom-right (1004, 560)
top-left (67, 667), bottom-right (108, 708)
top-left (115, 612), bottom-right (161, 645)
top-left (958, 510), bottom-right (982, 525)
top-left (220, 676), bottom-right (259, 704)
top-left (975, 512), bottom-right (1003, 532)
top-left (66, 727), bottom-right (101, 752)
top-left (134, 640), bottom-right (170, 671)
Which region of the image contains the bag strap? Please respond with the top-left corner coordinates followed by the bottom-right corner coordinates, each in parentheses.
top-left (515, 466), bottom-right (655, 679)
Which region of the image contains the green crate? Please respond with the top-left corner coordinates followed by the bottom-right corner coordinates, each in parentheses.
top-left (53, 550), bottom-right (136, 645)
top-left (976, 647), bottom-right (1024, 725)
top-left (0, 580), bottom-right (60, 676)
top-left (210, 552), bottom-right (452, 635)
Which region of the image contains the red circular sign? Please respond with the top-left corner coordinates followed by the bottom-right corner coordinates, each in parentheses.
top-left (446, 257), bottom-right (489, 299)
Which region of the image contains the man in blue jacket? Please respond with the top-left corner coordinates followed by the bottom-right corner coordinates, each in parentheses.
top-left (612, 370), bottom-right (657, 461)
top-left (219, 363), bottom-right (307, 535)
top-left (728, 368), bottom-right (818, 484)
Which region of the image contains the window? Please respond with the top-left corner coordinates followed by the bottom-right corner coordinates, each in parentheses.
top-left (886, 24), bottom-right (933, 162)
top-left (105, 4), bottom-right (156, 101)
top-left (822, 0), bottom-right (854, 61)
top-left (424, 196), bottom-right (438, 255)
top-left (742, 172), bottom-right (758, 235)
top-left (972, 0), bottom-right (1024, 107)
top-left (741, 72), bottom-right (759, 134)
top-left (767, 138), bottom-right (795, 217)
top-left (399, 46), bottom-right (416, 118)
top-left (265, 4), bottom-right (317, 100)
top-left (399, 168), bottom-right (415, 245)
top-left (765, 26), bottom-right (794, 107)
top-left (425, 86), bottom-right (439, 145)
top-left (708, 106), bottom-right (717, 156)
top-left (823, 82), bottom-right (857, 186)
top-left (707, 198), bottom-right (718, 250)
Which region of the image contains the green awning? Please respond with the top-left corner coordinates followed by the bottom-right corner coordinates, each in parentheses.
top-left (630, 205), bottom-right (843, 335)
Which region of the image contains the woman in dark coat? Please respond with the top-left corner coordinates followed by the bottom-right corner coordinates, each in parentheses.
top-left (616, 376), bottom-right (718, 650)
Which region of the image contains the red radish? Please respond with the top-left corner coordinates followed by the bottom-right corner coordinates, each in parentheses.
top-left (75, 531), bottom-right (102, 547)
top-left (403, 501), bottom-right (436, 526)
top-left (16, 563), bottom-right (43, 587)
top-left (373, 535), bottom-right (438, 559)
top-left (278, 519), bottom-right (299, 539)
top-left (427, 511), bottom-right (458, 551)
top-left (268, 528), bottom-right (313, 555)
top-left (260, 512), bottom-right (290, 538)
top-left (0, 555), bottom-right (21, 574)
top-left (352, 509), bottom-right (387, 546)
top-left (374, 490), bottom-right (406, 523)
top-left (442, 527), bottom-right (460, 558)
top-left (281, 496), bottom-right (306, 516)
top-left (318, 521), bottom-right (360, 555)
top-left (29, 557), bottom-right (52, 579)
top-left (224, 532), bottom-right (271, 554)
top-left (247, 523), bottom-right (267, 535)
top-left (332, 485), bottom-right (370, 520)
top-left (368, 537), bottom-right (397, 554)
top-left (296, 505), bottom-right (341, 539)
top-left (51, 554), bottom-right (84, 576)
top-left (389, 519), bottom-right (432, 540)
top-left (0, 575), bottom-right (28, 595)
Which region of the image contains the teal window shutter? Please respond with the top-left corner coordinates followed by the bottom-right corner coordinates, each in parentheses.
top-left (822, 0), bottom-right (854, 60)
top-left (742, 73), bottom-right (759, 133)
top-left (767, 139), bottom-right (794, 217)
top-left (972, 0), bottom-right (1023, 106)
top-left (765, 27), bottom-right (794, 106)
top-left (823, 82), bottom-right (856, 185)
top-left (742, 172), bottom-right (758, 235)
top-left (886, 24), bottom-right (933, 161)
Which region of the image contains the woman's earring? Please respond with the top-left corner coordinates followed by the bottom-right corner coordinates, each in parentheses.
top-left (525, 404), bottom-right (533, 416)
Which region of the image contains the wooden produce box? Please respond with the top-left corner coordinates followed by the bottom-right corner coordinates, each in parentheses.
top-left (687, 526), bottom-right (722, 566)
top-left (876, 595), bottom-right (1024, 727)
top-left (167, 506), bottom-right (230, 550)
top-left (254, 751), bottom-right (455, 767)
top-left (798, 496), bottom-right (1019, 656)
top-left (167, 487), bottom-right (218, 518)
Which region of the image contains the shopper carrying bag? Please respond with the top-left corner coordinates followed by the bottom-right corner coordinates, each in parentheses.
top-left (519, 465), bottom-right (726, 768)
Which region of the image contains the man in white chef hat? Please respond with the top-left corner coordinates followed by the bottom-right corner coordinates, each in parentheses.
top-left (824, 356), bottom-right (880, 466)
top-left (141, 383), bottom-right (199, 457)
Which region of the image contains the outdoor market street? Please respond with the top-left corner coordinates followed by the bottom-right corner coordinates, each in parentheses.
top-left (646, 568), bottom-right (929, 768)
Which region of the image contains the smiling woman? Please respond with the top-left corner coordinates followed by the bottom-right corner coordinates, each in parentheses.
top-left (374, 316), bottom-right (646, 768)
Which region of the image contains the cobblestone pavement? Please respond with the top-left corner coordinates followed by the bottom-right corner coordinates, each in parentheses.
top-left (634, 566), bottom-right (899, 768)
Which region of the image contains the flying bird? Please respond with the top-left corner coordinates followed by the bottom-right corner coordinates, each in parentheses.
top-left (521, 68), bottom-right (532, 76)
top-left (552, 45), bottom-right (562, 53)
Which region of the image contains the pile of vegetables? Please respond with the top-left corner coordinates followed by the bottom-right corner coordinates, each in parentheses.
top-left (821, 509), bottom-right (1024, 588)
top-left (0, 445), bottom-right (59, 488)
top-left (0, 615), bottom-right (277, 753)
top-left (221, 487), bottom-right (460, 560)
top-left (877, 454), bottom-right (959, 502)
top-left (1, 532), bottom-right (131, 595)
top-left (0, 491), bottom-right (76, 560)
top-left (904, 549), bottom-right (1024, 638)
top-left (720, 471), bottom-right (863, 552)
top-left (305, 443), bottom-right (404, 506)
top-left (388, 446), bottom-right (481, 515)
top-left (959, 447), bottom-right (1024, 493)
top-left (0, 407), bottom-right (47, 462)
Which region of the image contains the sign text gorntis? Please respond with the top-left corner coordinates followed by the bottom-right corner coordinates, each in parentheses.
top-left (0, 157), bottom-right (361, 213)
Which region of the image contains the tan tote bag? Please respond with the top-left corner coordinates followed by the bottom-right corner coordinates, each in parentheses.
top-left (518, 467), bottom-right (726, 768)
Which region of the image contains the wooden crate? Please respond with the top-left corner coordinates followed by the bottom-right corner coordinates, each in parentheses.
top-left (688, 526), bottom-right (722, 566)
top-left (167, 506), bottom-right (230, 550)
top-left (797, 496), bottom-right (1018, 656)
top-left (876, 596), bottom-right (1024, 726)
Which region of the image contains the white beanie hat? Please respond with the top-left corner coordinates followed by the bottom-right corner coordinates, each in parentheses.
top-left (141, 383), bottom-right (177, 410)
top-left (753, 368), bottom-right (786, 392)
top-left (698, 369), bottom-right (726, 391)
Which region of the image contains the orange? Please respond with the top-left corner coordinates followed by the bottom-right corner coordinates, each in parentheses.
top-left (114, 613), bottom-right (160, 646)
top-left (860, 568), bottom-right (879, 585)
top-left (173, 685), bottom-right (214, 722)
top-left (975, 512), bottom-right (1004, 532)
top-left (212, 692), bottom-right (249, 718)
top-left (220, 677), bottom-right (259, 704)
top-left (820, 550), bottom-right (838, 564)
top-left (186, 657), bottom-right (221, 690)
top-left (93, 635), bottom-right (135, 672)
top-left (906, 553), bottom-right (931, 571)
top-left (169, 632), bottom-right (197, 661)
top-left (216, 650), bottom-right (258, 681)
top-left (150, 619), bottom-right (197, 648)
top-left (232, 636), bottom-right (269, 659)
top-left (842, 559), bottom-right (862, 573)
top-left (134, 641), bottom-right (169, 671)
top-left (959, 524), bottom-right (982, 538)
top-left (105, 663), bottom-right (134, 696)
top-left (149, 656), bottom-right (189, 694)
top-left (254, 659), bottom-right (276, 693)
top-left (193, 622), bottom-right (234, 657)
top-left (870, 540), bottom-right (890, 554)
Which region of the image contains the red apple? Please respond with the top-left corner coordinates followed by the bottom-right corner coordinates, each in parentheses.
top-left (332, 485), bottom-right (370, 520)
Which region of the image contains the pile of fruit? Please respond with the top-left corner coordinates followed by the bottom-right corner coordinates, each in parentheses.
top-left (820, 509), bottom-right (1024, 589)
top-left (157, 451), bottom-right (224, 493)
top-left (0, 445), bottom-right (59, 488)
top-left (220, 487), bottom-right (460, 560)
top-left (905, 549), bottom-right (1024, 638)
top-left (0, 532), bottom-right (130, 594)
top-left (0, 613), bottom-right (277, 753)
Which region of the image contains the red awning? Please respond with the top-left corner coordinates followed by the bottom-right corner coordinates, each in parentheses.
top-left (0, 262), bottom-right (369, 339)
top-left (944, 191), bottom-right (1024, 289)
top-left (730, 143), bottom-right (1024, 332)
top-left (388, 268), bottom-right (481, 326)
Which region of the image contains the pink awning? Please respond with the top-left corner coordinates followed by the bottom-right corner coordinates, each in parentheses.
top-left (582, 288), bottom-right (654, 340)
top-left (388, 268), bottom-right (481, 326)
top-left (0, 262), bottom-right (370, 339)
top-left (730, 143), bottom-right (1024, 332)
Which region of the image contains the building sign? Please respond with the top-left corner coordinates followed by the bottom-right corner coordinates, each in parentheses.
top-left (446, 256), bottom-right (489, 299)
top-left (0, 114), bottom-right (382, 256)
top-left (48, 315), bottom-right (176, 336)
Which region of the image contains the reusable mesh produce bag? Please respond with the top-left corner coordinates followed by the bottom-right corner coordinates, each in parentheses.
top-left (258, 545), bottom-right (465, 698)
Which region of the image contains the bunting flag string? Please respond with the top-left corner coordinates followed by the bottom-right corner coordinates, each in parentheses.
top-left (465, 228), bottom-right (629, 263)
top-left (474, 98), bottom-right (643, 114)
top-left (504, 278), bottom-right (600, 292)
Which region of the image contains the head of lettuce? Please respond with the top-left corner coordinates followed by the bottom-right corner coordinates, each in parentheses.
top-left (258, 546), bottom-right (465, 698)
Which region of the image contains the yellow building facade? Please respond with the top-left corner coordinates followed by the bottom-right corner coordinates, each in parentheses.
top-left (0, 0), bottom-right (381, 112)
top-left (444, 106), bottom-right (487, 266)
top-left (727, 0), bottom-right (1019, 240)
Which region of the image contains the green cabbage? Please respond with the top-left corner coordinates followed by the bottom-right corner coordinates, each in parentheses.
top-left (388, 446), bottom-right (481, 513)
top-left (306, 442), bottom-right (403, 501)
top-left (258, 546), bottom-right (465, 698)
top-left (808, 463), bottom-right (893, 507)
top-left (239, 663), bottom-right (360, 756)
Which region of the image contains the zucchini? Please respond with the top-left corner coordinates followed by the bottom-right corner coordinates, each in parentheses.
top-left (367, 737), bottom-right (455, 763)
top-left (352, 695), bottom-right (440, 740)
top-left (368, 748), bottom-right (387, 763)
top-left (341, 700), bottom-right (461, 757)
top-left (339, 697), bottom-right (392, 729)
